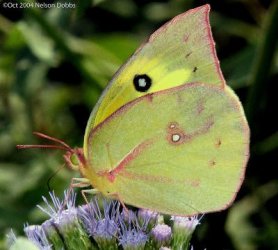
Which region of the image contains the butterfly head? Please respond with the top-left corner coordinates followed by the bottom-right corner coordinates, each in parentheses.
top-left (63, 147), bottom-right (86, 171)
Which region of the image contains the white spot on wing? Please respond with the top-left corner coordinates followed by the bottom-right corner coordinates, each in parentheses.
top-left (138, 78), bottom-right (147, 87)
top-left (172, 134), bottom-right (181, 142)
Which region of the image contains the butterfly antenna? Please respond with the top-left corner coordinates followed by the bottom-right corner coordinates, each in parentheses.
top-left (33, 132), bottom-right (73, 151)
top-left (16, 132), bottom-right (74, 153)
top-left (16, 144), bottom-right (70, 151)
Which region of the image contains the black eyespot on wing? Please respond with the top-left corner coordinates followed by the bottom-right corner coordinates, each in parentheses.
top-left (133, 74), bottom-right (152, 92)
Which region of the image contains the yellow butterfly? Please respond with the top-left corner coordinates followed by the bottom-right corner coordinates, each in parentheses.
top-left (19, 5), bottom-right (249, 216)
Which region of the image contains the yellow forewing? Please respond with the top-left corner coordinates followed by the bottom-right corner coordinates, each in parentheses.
top-left (84, 4), bottom-right (225, 151)
top-left (83, 83), bottom-right (249, 216)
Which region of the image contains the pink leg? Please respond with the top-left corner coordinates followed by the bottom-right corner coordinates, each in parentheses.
top-left (81, 189), bottom-right (100, 204)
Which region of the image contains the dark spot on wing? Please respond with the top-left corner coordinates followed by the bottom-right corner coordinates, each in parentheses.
top-left (185, 52), bottom-right (192, 58)
top-left (209, 159), bottom-right (216, 167)
top-left (183, 34), bottom-right (189, 42)
top-left (215, 139), bottom-right (222, 148)
top-left (133, 74), bottom-right (152, 92)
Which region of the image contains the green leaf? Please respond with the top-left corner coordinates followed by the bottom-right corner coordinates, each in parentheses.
top-left (17, 21), bottom-right (57, 64)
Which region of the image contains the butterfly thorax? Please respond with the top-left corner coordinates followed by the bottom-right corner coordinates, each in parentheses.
top-left (80, 163), bottom-right (116, 196)
top-left (66, 148), bottom-right (116, 196)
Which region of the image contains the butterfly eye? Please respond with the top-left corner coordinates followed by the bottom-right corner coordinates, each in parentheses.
top-left (133, 74), bottom-right (152, 92)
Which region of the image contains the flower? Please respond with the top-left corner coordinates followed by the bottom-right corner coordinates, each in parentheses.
top-left (118, 213), bottom-right (148, 250)
top-left (78, 197), bottom-right (120, 249)
top-left (37, 190), bottom-right (91, 249)
top-left (37, 189), bottom-right (76, 219)
top-left (6, 229), bottom-right (17, 248)
top-left (9, 189), bottom-right (201, 250)
top-left (151, 224), bottom-right (172, 248)
top-left (138, 208), bottom-right (158, 229)
top-left (171, 215), bottom-right (200, 232)
top-left (121, 209), bottom-right (137, 222)
top-left (171, 215), bottom-right (201, 250)
top-left (24, 225), bottom-right (52, 250)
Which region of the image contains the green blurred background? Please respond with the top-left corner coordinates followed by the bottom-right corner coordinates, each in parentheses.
top-left (0, 0), bottom-right (277, 249)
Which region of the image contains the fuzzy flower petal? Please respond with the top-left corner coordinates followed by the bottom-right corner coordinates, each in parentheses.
top-left (171, 215), bottom-right (201, 250)
top-left (171, 215), bottom-right (200, 231)
top-left (138, 208), bottom-right (158, 229)
top-left (118, 214), bottom-right (148, 250)
top-left (78, 198), bottom-right (120, 249)
top-left (6, 229), bottom-right (17, 248)
top-left (151, 224), bottom-right (172, 247)
top-left (37, 189), bottom-right (76, 219)
top-left (24, 225), bottom-right (52, 250)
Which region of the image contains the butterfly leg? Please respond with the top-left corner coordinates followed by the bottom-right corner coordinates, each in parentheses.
top-left (60, 178), bottom-right (90, 210)
top-left (81, 189), bottom-right (100, 204)
top-left (71, 177), bottom-right (91, 188)
top-left (70, 177), bottom-right (99, 203)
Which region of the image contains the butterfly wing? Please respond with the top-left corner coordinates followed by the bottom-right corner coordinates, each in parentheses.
top-left (84, 83), bottom-right (249, 215)
top-left (84, 4), bottom-right (225, 151)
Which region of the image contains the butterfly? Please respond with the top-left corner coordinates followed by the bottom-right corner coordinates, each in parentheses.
top-left (19, 4), bottom-right (250, 216)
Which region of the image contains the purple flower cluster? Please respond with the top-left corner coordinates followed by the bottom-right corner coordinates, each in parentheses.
top-left (23, 190), bottom-right (152, 249)
top-left (17, 190), bottom-right (201, 250)
top-left (118, 212), bottom-right (149, 250)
